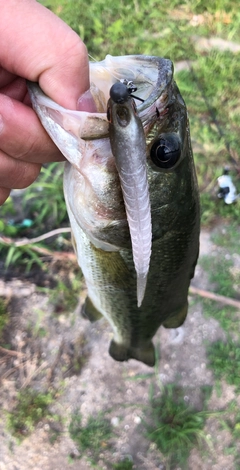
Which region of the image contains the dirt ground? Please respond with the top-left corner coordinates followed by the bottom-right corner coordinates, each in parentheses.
top-left (0, 228), bottom-right (239, 470)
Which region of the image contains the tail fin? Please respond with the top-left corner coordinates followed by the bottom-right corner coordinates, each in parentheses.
top-left (109, 339), bottom-right (155, 367)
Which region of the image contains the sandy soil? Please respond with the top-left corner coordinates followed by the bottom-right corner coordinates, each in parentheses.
top-left (0, 229), bottom-right (239, 470)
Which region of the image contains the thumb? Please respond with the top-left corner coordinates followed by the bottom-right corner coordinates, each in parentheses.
top-left (0, 0), bottom-right (89, 109)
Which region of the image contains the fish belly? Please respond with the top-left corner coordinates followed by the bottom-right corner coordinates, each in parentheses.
top-left (64, 167), bottom-right (198, 367)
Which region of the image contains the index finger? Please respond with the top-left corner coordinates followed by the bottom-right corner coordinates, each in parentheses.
top-left (0, 93), bottom-right (64, 163)
top-left (0, 0), bottom-right (89, 109)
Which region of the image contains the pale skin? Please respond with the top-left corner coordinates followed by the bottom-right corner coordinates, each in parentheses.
top-left (0, 0), bottom-right (90, 205)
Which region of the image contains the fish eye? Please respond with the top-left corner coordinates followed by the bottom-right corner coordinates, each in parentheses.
top-left (150, 133), bottom-right (181, 169)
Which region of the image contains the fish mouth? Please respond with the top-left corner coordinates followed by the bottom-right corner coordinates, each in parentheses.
top-left (108, 83), bottom-right (152, 307)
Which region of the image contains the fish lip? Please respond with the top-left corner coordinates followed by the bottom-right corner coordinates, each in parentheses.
top-left (90, 55), bottom-right (173, 111)
top-left (28, 56), bottom-right (174, 142)
top-left (131, 56), bottom-right (174, 112)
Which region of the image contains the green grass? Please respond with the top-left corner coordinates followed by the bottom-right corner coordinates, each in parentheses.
top-left (0, 164), bottom-right (72, 272)
top-left (23, 162), bottom-right (67, 230)
top-left (69, 411), bottom-right (112, 462)
top-left (200, 193), bottom-right (240, 226)
top-left (200, 255), bottom-right (240, 298)
top-left (216, 401), bottom-right (240, 469)
top-left (202, 300), bottom-right (240, 336)
top-left (143, 384), bottom-right (213, 469)
top-left (47, 270), bottom-right (83, 314)
top-left (176, 49), bottom-right (240, 225)
top-left (1, 243), bottom-right (45, 271)
top-left (41, 0), bottom-right (197, 60)
top-left (7, 389), bottom-right (55, 440)
top-left (207, 339), bottom-right (240, 391)
top-left (233, 412), bottom-right (240, 440)
top-left (113, 458), bottom-right (133, 470)
top-left (41, 0), bottom-right (240, 56)
top-left (211, 223), bottom-right (240, 254)
top-left (0, 297), bottom-right (9, 338)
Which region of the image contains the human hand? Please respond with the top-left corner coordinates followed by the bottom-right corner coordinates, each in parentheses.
top-left (0, 0), bottom-right (89, 205)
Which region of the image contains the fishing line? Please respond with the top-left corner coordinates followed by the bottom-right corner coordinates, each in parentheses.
top-left (88, 53), bottom-right (145, 102)
top-left (88, 53), bottom-right (123, 82)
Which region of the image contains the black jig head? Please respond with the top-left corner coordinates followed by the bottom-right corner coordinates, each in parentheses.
top-left (110, 80), bottom-right (144, 104)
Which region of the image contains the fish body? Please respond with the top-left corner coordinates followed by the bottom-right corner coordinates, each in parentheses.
top-left (28, 55), bottom-right (200, 366)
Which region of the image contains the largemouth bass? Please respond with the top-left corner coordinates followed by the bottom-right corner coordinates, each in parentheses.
top-left (28, 55), bottom-right (200, 367)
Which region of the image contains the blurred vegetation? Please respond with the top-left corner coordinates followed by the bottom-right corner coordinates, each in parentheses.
top-left (40, 0), bottom-right (240, 58)
top-left (0, 297), bottom-right (9, 338)
top-left (203, 300), bottom-right (240, 334)
top-left (200, 255), bottom-right (240, 298)
top-left (113, 459), bottom-right (134, 470)
top-left (7, 389), bottom-right (55, 440)
top-left (23, 162), bottom-right (67, 230)
top-left (207, 339), bottom-right (240, 391)
top-left (143, 383), bottom-right (214, 469)
top-left (69, 411), bottom-right (112, 463)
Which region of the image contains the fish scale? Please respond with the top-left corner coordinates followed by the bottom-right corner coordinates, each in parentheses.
top-left (28, 54), bottom-right (200, 366)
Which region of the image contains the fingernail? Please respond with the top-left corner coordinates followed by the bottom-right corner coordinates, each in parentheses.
top-left (77, 89), bottom-right (97, 112)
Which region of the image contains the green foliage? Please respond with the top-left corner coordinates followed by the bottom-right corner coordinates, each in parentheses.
top-left (41, 0), bottom-right (240, 58)
top-left (0, 162), bottom-right (70, 271)
top-left (233, 412), bottom-right (240, 440)
top-left (177, 50), bottom-right (240, 221)
top-left (211, 223), bottom-right (240, 254)
top-left (41, 0), bottom-right (197, 60)
top-left (0, 196), bottom-right (15, 218)
top-left (7, 389), bottom-right (54, 440)
top-left (0, 197), bottom-right (18, 236)
top-left (207, 339), bottom-right (240, 390)
top-left (200, 193), bottom-right (240, 226)
top-left (0, 297), bottom-right (9, 338)
top-left (69, 411), bottom-right (112, 462)
top-left (144, 384), bottom-right (211, 469)
top-left (0, 221), bottom-right (18, 237)
top-left (2, 243), bottom-right (45, 271)
top-left (48, 271), bottom-right (83, 313)
top-left (200, 255), bottom-right (240, 298)
top-left (113, 458), bottom-right (133, 470)
top-left (202, 299), bottom-right (240, 336)
top-left (23, 162), bottom-right (67, 230)
top-left (200, 193), bottom-right (218, 226)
